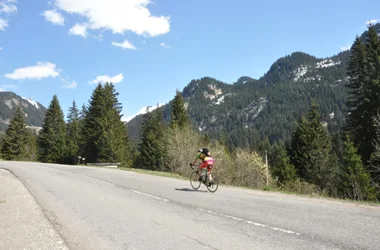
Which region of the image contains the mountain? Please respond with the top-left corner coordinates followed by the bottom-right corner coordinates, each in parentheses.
top-left (0, 91), bottom-right (47, 132)
top-left (127, 23), bottom-right (380, 151)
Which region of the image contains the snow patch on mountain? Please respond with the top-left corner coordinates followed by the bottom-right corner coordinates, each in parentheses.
top-left (204, 84), bottom-right (223, 100)
top-left (21, 96), bottom-right (39, 109)
top-left (214, 93), bottom-right (232, 105)
top-left (123, 104), bottom-right (164, 122)
top-left (293, 66), bottom-right (308, 82)
top-left (316, 59), bottom-right (341, 69)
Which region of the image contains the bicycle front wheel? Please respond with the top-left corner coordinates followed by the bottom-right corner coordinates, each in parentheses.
top-left (190, 171), bottom-right (201, 190)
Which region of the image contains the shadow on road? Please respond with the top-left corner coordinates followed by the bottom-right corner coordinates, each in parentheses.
top-left (175, 188), bottom-right (207, 192)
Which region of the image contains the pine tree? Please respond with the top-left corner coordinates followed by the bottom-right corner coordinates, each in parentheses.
top-left (79, 103), bottom-right (87, 120)
top-left (345, 25), bottom-right (380, 164)
top-left (82, 83), bottom-right (133, 166)
top-left (1, 106), bottom-right (32, 160)
top-left (170, 90), bottom-right (190, 129)
top-left (290, 101), bottom-right (333, 189)
top-left (340, 137), bottom-right (376, 201)
top-left (269, 140), bottom-right (297, 186)
top-left (26, 129), bottom-right (38, 161)
top-left (345, 37), bottom-right (367, 141)
top-left (81, 84), bottom-right (103, 163)
top-left (37, 95), bottom-right (67, 163)
top-left (66, 100), bottom-right (81, 164)
top-left (137, 106), bottom-right (167, 170)
top-left (290, 116), bottom-right (309, 179)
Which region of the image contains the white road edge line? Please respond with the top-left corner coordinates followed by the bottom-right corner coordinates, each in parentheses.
top-left (131, 190), bottom-right (169, 202)
top-left (79, 175), bottom-right (115, 186)
top-left (197, 208), bottom-right (301, 236)
top-left (76, 174), bottom-right (169, 202)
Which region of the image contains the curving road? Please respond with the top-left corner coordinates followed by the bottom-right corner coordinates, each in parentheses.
top-left (1, 161), bottom-right (379, 249)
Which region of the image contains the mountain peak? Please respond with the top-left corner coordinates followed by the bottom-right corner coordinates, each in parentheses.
top-left (0, 91), bottom-right (46, 131)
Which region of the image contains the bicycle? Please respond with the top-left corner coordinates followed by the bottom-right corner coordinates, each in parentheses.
top-left (189, 163), bottom-right (219, 193)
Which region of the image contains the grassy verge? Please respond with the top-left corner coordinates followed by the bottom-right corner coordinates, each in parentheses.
top-left (82, 164), bottom-right (380, 206)
top-left (119, 167), bottom-right (380, 206)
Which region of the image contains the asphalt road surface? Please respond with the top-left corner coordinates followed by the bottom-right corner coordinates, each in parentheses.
top-left (1, 161), bottom-right (379, 250)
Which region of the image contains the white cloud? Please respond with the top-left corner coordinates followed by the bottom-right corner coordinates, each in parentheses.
top-left (0, 1), bottom-right (17, 14)
top-left (0, 1), bottom-right (17, 31)
top-left (112, 40), bottom-right (137, 50)
top-left (160, 42), bottom-right (170, 48)
top-left (89, 73), bottom-right (124, 84)
top-left (43, 9), bottom-right (65, 25)
top-left (0, 84), bottom-right (17, 91)
top-left (2, 84), bottom-right (16, 88)
top-left (0, 18), bottom-right (8, 31)
top-left (69, 23), bottom-right (88, 37)
top-left (63, 80), bottom-right (77, 88)
top-left (59, 76), bottom-right (77, 89)
top-left (340, 44), bottom-right (351, 51)
top-left (53, 0), bottom-right (170, 37)
top-left (366, 20), bottom-right (379, 25)
top-left (4, 62), bottom-right (60, 80)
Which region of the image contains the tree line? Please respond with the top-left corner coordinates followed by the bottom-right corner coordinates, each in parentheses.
top-left (1, 24), bottom-right (379, 202)
top-left (0, 83), bottom-right (133, 167)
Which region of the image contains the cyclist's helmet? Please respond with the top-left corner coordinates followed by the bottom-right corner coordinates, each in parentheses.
top-left (202, 147), bottom-right (211, 156)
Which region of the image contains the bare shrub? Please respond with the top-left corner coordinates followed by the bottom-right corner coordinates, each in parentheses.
top-left (281, 179), bottom-right (321, 196)
top-left (231, 149), bottom-right (267, 189)
top-left (165, 127), bottom-right (203, 176)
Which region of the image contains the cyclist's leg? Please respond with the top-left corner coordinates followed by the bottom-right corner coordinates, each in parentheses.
top-left (207, 166), bottom-right (214, 182)
top-left (198, 162), bottom-right (207, 180)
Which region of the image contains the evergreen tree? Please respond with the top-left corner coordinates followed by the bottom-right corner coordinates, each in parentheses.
top-left (37, 95), bottom-right (67, 163)
top-left (81, 84), bottom-right (103, 163)
top-left (79, 103), bottom-right (87, 120)
top-left (170, 90), bottom-right (190, 129)
top-left (137, 106), bottom-right (167, 170)
top-left (269, 140), bottom-right (297, 186)
top-left (82, 83), bottom-right (133, 166)
top-left (26, 129), bottom-right (38, 161)
top-left (66, 100), bottom-right (81, 164)
top-left (290, 116), bottom-right (309, 179)
top-left (290, 101), bottom-right (333, 189)
top-left (345, 25), bottom-right (380, 164)
top-left (369, 113), bottom-right (380, 195)
top-left (340, 137), bottom-right (376, 201)
top-left (1, 106), bottom-right (32, 160)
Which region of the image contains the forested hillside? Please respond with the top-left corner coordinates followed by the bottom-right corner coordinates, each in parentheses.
top-left (127, 24), bottom-right (380, 152)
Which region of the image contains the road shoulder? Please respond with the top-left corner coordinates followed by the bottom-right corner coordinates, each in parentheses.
top-left (0, 169), bottom-right (69, 250)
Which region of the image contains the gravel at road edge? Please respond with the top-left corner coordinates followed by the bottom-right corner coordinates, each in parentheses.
top-left (0, 169), bottom-right (69, 250)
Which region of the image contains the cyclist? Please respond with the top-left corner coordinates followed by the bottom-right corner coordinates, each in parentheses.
top-left (190, 148), bottom-right (214, 184)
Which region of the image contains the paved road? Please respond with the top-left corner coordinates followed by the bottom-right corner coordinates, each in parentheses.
top-left (1, 161), bottom-right (379, 249)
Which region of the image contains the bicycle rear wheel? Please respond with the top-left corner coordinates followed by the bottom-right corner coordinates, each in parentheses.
top-left (190, 171), bottom-right (201, 190)
top-left (206, 172), bottom-right (219, 193)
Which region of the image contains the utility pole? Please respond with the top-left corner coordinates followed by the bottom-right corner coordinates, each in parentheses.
top-left (265, 150), bottom-right (268, 186)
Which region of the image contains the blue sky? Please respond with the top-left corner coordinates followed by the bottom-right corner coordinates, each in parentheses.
top-left (0, 0), bottom-right (379, 121)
